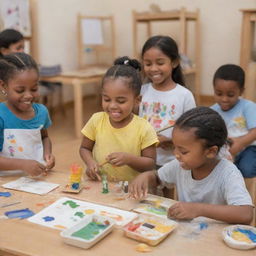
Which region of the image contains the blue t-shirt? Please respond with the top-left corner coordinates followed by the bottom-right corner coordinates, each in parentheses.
top-left (0, 103), bottom-right (51, 151)
top-left (211, 98), bottom-right (256, 145)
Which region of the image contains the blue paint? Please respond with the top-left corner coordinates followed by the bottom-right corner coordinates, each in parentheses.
top-left (5, 208), bottom-right (34, 219)
top-left (0, 192), bottom-right (11, 197)
top-left (43, 216), bottom-right (55, 222)
top-left (199, 222), bottom-right (208, 230)
top-left (71, 183), bottom-right (79, 190)
top-left (237, 228), bottom-right (256, 243)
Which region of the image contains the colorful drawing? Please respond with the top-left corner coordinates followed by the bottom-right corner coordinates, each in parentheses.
top-left (133, 195), bottom-right (176, 219)
top-left (28, 197), bottom-right (138, 229)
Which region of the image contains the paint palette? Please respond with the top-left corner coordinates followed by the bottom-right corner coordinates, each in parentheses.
top-left (123, 215), bottom-right (178, 246)
top-left (222, 225), bottom-right (256, 250)
top-left (61, 214), bottom-right (115, 249)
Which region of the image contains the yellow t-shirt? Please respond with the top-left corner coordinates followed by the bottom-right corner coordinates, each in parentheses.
top-left (81, 112), bottom-right (158, 181)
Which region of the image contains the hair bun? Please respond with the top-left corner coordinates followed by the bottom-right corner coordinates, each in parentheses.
top-left (114, 56), bottom-right (141, 71)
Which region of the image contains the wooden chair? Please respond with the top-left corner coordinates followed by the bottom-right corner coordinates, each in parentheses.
top-left (77, 14), bottom-right (115, 69)
top-left (244, 177), bottom-right (256, 226)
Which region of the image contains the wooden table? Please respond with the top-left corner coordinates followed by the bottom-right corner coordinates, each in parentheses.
top-left (0, 171), bottom-right (254, 256)
top-left (40, 66), bottom-right (107, 138)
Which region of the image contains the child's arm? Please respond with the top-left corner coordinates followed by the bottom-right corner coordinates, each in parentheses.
top-left (106, 144), bottom-right (156, 171)
top-left (157, 135), bottom-right (173, 150)
top-left (0, 156), bottom-right (47, 176)
top-left (79, 136), bottom-right (101, 180)
top-left (229, 128), bottom-right (256, 156)
top-left (168, 202), bottom-right (253, 224)
top-left (41, 129), bottom-right (55, 170)
top-left (129, 170), bottom-right (159, 199)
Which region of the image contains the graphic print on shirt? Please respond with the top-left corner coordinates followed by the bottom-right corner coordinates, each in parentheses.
top-left (7, 134), bottom-right (24, 157)
top-left (141, 102), bottom-right (176, 129)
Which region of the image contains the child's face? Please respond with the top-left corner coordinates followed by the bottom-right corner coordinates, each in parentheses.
top-left (102, 78), bottom-right (140, 127)
top-left (213, 79), bottom-right (243, 111)
top-left (1, 40), bottom-right (25, 56)
top-left (3, 69), bottom-right (39, 115)
top-left (172, 127), bottom-right (217, 172)
top-left (142, 47), bottom-right (175, 87)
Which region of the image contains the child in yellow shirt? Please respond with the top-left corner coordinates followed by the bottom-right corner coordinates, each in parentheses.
top-left (80, 56), bottom-right (158, 182)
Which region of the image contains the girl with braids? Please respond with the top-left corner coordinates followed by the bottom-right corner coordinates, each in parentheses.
top-left (139, 35), bottom-right (196, 168)
top-left (129, 107), bottom-right (253, 224)
top-left (0, 52), bottom-right (54, 176)
top-left (80, 56), bottom-right (158, 182)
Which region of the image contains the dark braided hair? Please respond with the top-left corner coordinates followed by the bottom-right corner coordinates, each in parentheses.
top-left (142, 35), bottom-right (185, 86)
top-left (102, 56), bottom-right (142, 96)
top-left (0, 52), bottom-right (38, 84)
top-left (175, 106), bottom-right (227, 150)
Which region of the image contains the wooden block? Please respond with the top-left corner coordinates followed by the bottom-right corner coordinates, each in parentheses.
top-left (62, 183), bottom-right (84, 194)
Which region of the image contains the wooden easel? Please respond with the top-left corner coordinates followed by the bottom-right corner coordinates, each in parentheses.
top-left (77, 14), bottom-right (116, 69)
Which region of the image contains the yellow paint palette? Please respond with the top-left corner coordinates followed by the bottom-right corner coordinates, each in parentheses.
top-left (123, 215), bottom-right (178, 246)
top-left (222, 225), bottom-right (256, 250)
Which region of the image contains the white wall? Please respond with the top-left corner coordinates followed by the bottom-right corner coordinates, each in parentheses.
top-left (33, 0), bottom-right (256, 98)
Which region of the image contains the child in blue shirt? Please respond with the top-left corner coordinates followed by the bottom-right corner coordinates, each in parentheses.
top-left (0, 52), bottom-right (55, 176)
top-left (211, 64), bottom-right (256, 178)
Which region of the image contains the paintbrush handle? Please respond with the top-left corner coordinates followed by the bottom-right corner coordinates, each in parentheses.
top-left (156, 125), bottom-right (174, 134)
top-left (99, 160), bottom-right (108, 167)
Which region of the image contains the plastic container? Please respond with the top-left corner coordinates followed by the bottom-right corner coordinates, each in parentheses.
top-left (222, 225), bottom-right (256, 250)
top-left (61, 214), bottom-right (115, 249)
top-left (123, 215), bottom-right (178, 246)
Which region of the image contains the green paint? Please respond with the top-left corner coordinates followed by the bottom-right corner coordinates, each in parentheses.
top-left (146, 206), bottom-right (167, 215)
top-left (75, 212), bottom-right (84, 218)
top-left (63, 200), bottom-right (80, 208)
top-left (71, 221), bottom-right (108, 240)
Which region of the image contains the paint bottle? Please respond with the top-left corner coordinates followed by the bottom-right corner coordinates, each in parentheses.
top-left (102, 174), bottom-right (109, 194)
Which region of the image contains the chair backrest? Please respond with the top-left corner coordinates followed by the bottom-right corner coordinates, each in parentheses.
top-left (77, 14), bottom-right (115, 69)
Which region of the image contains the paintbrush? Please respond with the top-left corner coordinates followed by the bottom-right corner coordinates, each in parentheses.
top-left (0, 201), bottom-right (21, 208)
top-left (156, 124), bottom-right (174, 134)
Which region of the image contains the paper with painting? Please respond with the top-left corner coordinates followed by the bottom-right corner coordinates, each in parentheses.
top-left (28, 197), bottom-right (138, 229)
top-left (133, 194), bottom-right (176, 219)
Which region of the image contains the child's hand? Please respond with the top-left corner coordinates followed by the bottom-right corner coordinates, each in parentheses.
top-left (44, 153), bottom-right (55, 171)
top-left (229, 137), bottom-right (245, 156)
top-left (168, 202), bottom-right (199, 220)
top-left (21, 159), bottom-right (47, 177)
top-left (128, 172), bottom-right (149, 199)
top-left (106, 152), bottom-right (131, 166)
top-left (86, 161), bottom-right (101, 181)
top-left (157, 135), bottom-right (173, 150)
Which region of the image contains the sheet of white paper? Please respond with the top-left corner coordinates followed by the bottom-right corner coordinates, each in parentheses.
top-left (2, 177), bottom-right (59, 195)
top-left (29, 197), bottom-right (138, 229)
top-left (81, 19), bottom-right (103, 45)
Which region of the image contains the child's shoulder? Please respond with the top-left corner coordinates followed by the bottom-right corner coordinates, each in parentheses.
top-left (239, 98), bottom-right (256, 108)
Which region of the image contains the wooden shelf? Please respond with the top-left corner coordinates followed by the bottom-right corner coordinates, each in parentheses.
top-left (133, 7), bottom-right (201, 103)
top-left (240, 9), bottom-right (256, 101)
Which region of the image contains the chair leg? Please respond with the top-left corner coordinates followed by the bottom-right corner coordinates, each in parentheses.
top-left (244, 177), bottom-right (256, 226)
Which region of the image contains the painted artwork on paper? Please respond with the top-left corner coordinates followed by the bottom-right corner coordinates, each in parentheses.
top-left (0, 0), bottom-right (31, 37)
top-left (28, 197), bottom-right (138, 229)
top-left (133, 195), bottom-right (176, 219)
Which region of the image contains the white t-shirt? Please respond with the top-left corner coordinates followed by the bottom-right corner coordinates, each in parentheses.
top-left (139, 83), bottom-right (196, 166)
top-left (158, 158), bottom-right (252, 206)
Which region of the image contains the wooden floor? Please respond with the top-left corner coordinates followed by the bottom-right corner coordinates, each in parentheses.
top-left (49, 95), bottom-right (101, 172)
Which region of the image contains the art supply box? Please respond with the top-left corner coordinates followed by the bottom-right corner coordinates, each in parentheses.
top-left (123, 215), bottom-right (178, 246)
top-left (61, 214), bottom-right (115, 249)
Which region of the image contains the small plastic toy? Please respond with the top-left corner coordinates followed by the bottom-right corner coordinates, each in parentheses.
top-left (63, 164), bottom-right (83, 193)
